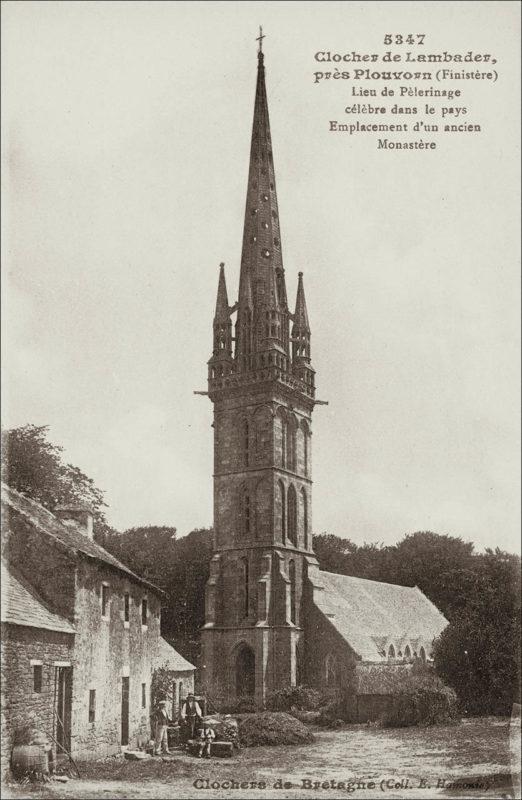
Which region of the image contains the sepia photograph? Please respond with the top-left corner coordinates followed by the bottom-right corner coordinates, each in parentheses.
top-left (1, 2), bottom-right (520, 798)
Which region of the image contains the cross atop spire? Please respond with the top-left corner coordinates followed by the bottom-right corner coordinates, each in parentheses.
top-left (256, 26), bottom-right (265, 53)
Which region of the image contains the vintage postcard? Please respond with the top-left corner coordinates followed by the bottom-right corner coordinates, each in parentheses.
top-left (1, 1), bottom-right (520, 799)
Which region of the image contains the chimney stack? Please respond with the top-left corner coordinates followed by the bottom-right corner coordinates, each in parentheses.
top-left (55, 504), bottom-right (94, 539)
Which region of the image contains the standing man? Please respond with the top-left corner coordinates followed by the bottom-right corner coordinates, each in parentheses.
top-left (153, 699), bottom-right (172, 755)
top-left (180, 693), bottom-right (202, 743)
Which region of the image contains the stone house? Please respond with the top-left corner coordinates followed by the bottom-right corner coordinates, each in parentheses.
top-left (200, 42), bottom-right (448, 710)
top-left (1, 483), bottom-right (194, 771)
top-left (1, 560), bottom-right (75, 778)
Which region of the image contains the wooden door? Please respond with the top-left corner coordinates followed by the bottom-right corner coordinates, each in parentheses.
top-left (55, 667), bottom-right (72, 754)
top-left (121, 677), bottom-right (130, 746)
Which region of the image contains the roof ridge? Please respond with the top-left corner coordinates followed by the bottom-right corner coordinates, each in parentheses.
top-left (2, 482), bottom-right (162, 595)
top-left (320, 568), bottom-right (417, 591)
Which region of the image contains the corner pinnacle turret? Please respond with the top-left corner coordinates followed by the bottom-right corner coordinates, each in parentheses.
top-left (292, 272), bottom-right (311, 361)
top-left (211, 263), bottom-right (232, 361)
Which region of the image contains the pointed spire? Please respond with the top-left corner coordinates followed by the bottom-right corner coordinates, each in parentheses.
top-left (214, 262), bottom-right (229, 321)
top-left (236, 32), bottom-right (289, 360)
top-left (292, 272), bottom-right (311, 364)
top-left (292, 272), bottom-right (310, 334)
top-left (211, 263), bottom-right (232, 360)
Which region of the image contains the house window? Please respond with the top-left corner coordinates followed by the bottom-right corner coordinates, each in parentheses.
top-left (124, 593), bottom-right (130, 624)
top-left (141, 683), bottom-right (147, 708)
top-left (33, 665), bottom-right (42, 693)
top-left (88, 689), bottom-right (96, 722)
top-left (141, 598), bottom-right (148, 626)
top-left (101, 584), bottom-right (109, 617)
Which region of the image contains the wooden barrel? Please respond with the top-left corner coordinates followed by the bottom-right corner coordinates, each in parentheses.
top-left (11, 744), bottom-right (49, 776)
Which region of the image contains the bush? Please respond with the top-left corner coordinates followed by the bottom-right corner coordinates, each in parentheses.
top-left (316, 699), bottom-right (346, 727)
top-left (380, 668), bottom-right (458, 728)
top-left (212, 694), bottom-right (257, 714)
top-left (265, 685), bottom-right (323, 712)
top-left (236, 712), bottom-right (315, 747)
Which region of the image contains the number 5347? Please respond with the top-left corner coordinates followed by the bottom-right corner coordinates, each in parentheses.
top-left (384, 34), bottom-right (426, 45)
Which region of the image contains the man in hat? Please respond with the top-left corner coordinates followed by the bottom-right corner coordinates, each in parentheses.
top-left (153, 699), bottom-right (172, 755)
top-left (180, 693), bottom-right (202, 744)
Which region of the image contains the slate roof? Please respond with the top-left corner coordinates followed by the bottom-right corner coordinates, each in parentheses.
top-left (314, 570), bottom-right (448, 662)
top-left (156, 637), bottom-right (195, 672)
top-left (1, 483), bottom-right (161, 594)
top-left (1, 561), bottom-right (75, 634)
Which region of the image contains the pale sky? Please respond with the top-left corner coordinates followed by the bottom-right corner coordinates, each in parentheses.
top-left (2, 1), bottom-right (520, 553)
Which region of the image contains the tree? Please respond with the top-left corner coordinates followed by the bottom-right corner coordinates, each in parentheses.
top-left (312, 533), bottom-right (357, 574)
top-left (1, 424), bottom-right (107, 520)
top-left (391, 531), bottom-right (476, 617)
top-left (433, 549), bottom-right (521, 715)
top-left (95, 525), bottom-right (178, 587)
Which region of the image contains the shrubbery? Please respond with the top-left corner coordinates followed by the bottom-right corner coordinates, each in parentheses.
top-left (265, 685), bottom-right (324, 712)
top-left (236, 712), bottom-right (315, 747)
top-left (380, 664), bottom-right (458, 728)
top-left (212, 694), bottom-right (257, 714)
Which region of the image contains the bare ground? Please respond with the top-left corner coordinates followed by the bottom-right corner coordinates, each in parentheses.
top-left (2, 717), bottom-right (519, 800)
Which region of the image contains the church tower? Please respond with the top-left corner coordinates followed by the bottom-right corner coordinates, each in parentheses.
top-left (201, 35), bottom-right (317, 706)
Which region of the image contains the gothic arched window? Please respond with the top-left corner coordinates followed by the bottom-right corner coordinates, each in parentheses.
top-left (278, 481), bottom-right (286, 544)
top-left (243, 419), bottom-right (250, 467)
top-left (240, 486), bottom-right (252, 537)
top-left (287, 419), bottom-right (297, 471)
top-left (287, 485), bottom-right (297, 546)
top-left (301, 421), bottom-right (309, 477)
top-left (281, 416), bottom-right (288, 469)
top-left (241, 557), bottom-right (249, 618)
top-left (301, 488), bottom-right (308, 550)
top-left (388, 644), bottom-right (395, 659)
top-left (289, 559), bottom-right (296, 624)
top-left (404, 645), bottom-right (411, 659)
top-left (325, 653), bottom-right (337, 686)
top-left (419, 646), bottom-right (426, 662)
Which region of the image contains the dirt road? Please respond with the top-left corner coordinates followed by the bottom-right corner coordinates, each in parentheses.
top-left (2, 717), bottom-right (517, 800)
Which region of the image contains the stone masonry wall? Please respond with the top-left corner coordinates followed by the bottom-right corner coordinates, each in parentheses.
top-left (0, 624), bottom-right (73, 779)
top-left (70, 561), bottom-right (163, 761)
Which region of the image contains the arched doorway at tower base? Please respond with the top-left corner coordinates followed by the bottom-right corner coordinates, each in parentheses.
top-left (234, 643), bottom-right (255, 697)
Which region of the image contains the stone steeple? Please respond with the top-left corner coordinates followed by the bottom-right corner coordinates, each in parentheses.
top-left (236, 44), bottom-right (289, 365)
top-left (202, 37), bottom-right (318, 706)
top-left (208, 41), bottom-right (314, 401)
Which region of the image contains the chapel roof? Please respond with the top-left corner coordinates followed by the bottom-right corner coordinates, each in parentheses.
top-left (156, 636), bottom-right (195, 672)
top-left (1, 483), bottom-right (161, 594)
top-left (315, 569), bottom-right (448, 662)
top-left (1, 560), bottom-right (75, 634)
